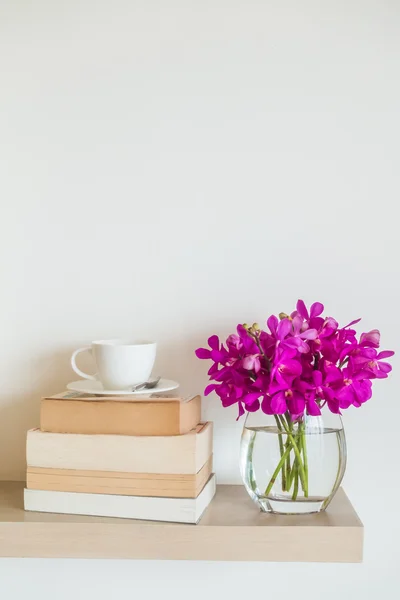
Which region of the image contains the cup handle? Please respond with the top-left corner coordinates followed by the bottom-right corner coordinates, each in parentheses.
top-left (71, 347), bottom-right (97, 380)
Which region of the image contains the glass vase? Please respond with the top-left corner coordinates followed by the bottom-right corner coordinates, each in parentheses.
top-left (240, 410), bottom-right (346, 514)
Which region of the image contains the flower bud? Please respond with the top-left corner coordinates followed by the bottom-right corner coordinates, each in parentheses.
top-left (252, 323), bottom-right (261, 331)
top-left (279, 312), bottom-right (289, 320)
top-left (242, 323), bottom-right (250, 330)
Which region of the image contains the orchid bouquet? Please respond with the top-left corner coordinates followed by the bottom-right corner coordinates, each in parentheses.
top-left (196, 300), bottom-right (394, 501)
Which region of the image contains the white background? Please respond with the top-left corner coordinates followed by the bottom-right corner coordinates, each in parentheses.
top-left (0, 0), bottom-right (399, 597)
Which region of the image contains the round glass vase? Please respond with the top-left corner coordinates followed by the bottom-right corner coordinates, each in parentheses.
top-left (240, 410), bottom-right (347, 515)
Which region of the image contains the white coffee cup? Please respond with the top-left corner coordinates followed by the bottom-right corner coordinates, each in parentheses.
top-left (71, 340), bottom-right (157, 390)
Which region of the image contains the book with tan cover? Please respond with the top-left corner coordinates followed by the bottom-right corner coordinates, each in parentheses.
top-left (27, 422), bottom-right (213, 474)
top-left (26, 456), bottom-right (212, 499)
top-left (40, 393), bottom-right (201, 436)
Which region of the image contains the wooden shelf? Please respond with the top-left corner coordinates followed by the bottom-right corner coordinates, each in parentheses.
top-left (0, 482), bottom-right (363, 562)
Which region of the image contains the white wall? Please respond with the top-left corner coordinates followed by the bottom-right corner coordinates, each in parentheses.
top-left (0, 0), bottom-right (399, 597)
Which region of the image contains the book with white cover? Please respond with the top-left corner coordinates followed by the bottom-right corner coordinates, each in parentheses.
top-left (24, 474), bottom-right (216, 524)
top-left (26, 422), bottom-right (213, 475)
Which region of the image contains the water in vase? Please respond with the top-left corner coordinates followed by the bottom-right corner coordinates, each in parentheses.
top-left (240, 421), bottom-right (346, 515)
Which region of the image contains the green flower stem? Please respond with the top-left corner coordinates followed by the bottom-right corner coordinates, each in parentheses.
top-left (265, 416), bottom-right (310, 501)
top-left (278, 416), bottom-right (308, 496)
top-left (274, 416), bottom-right (287, 491)
top-left (300, 423), bottom-right (309, 497)
top-left (285, 439), bottom-right (291, 490)
top-left (284, 414), bottom-right (293, 490)
top-left (286, 456), bottom-right (294, 491)
top-left (265, 444), bottom-right (292, 497)
top-left (286, 435), bottom-right (299, 491)
top-left (292, 460), bottom-right (299, 501)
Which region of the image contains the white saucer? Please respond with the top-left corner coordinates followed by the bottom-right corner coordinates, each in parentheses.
top-left (66, 378), bottom-right (179, 397)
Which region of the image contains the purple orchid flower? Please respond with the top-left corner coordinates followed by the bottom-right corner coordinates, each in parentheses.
top-left (226, 334), bottom-right (242, 353)
top-left (195, 300), bottom-right (394, 419)
top-left (269, 387), bottom-right (306, 416)
top-left (272, 315), bottom-right (318, 354)
top-left (270, 348), bottom-right (302, 387)
top-left (252, 372), bottom-right (271, 394)
top-left (195, 335), bottom-right (227, 363)
top-left (351, 348), bottom-right (394, 379)
top-left (237, 325), bottom-right (259, 354)
top-left (285, 315), bottom-right (318, 353)
top-left (319, 317), bottom-right (339, 339)
top-left (295, 299), bottom-right (324, 322)
top-left (335, 367), bottom-right (373, 408)
top-left (242, 354), bottom-right (262, 373)
top-left (307, 370), bottom-right (341, 415)
top-left (360, 329), bottom-right (380, 348)
top-left (267, 314), bottom-right (279, 336)
top-left (340, 330), bottom-right (389, 370)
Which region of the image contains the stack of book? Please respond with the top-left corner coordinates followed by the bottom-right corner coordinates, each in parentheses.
top-left (24, 391), bottom-right (215, 523)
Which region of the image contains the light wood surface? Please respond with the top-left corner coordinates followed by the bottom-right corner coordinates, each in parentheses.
top-left (26, 456), bottom-right (213, 498)
top-left (0, 481), bottom-right (363, 561)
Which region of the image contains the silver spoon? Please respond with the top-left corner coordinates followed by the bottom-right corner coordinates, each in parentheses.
top-left (131, 375), bottom-right (161, 392)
